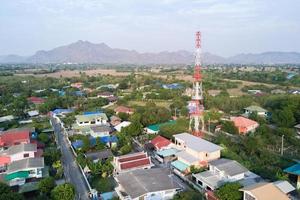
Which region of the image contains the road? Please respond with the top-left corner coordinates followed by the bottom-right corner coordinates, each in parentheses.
top-left (51, 117), bottom-right (90, 200)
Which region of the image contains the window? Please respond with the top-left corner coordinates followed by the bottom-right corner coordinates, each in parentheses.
top-left (197, 180), bottom-right (203, 186)
top-left (23, 153), bottom-right (29, 158)
top-left (91, 121), bottom-right (95, 124)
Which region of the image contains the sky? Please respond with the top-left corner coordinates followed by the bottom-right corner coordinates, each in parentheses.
top-left (0, 0), bottom-right (299, 57)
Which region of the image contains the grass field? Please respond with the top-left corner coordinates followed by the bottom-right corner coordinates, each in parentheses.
top-left (128, 100), bottom-right (172, 108)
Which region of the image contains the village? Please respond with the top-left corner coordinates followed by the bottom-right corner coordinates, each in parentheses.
top-left (0, 62), bottom-right (300, 200)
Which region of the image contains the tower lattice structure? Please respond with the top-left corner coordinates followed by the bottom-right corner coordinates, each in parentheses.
top-left (188, 31), bottom-right (205, 137)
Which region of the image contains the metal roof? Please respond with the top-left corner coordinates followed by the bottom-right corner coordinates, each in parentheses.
top-left (176, 151), bottom-right (199, 163)
top-left (1, 143), bottom-right (37, 156)
top-left (75, 113), bottom-right (108, 122)
top-left (173, 133), bottom-right (222, 153)
top-left (193, 171), bottom-right (224, 189)
top-left (209, 158), bottom-right (248, 176)
top-left (85, 149), bottom-right (113, 161)
top-left (273, 180), bottom-right (295, 194)
top-left (244, 105), bottom-right (267, 112)
top-left (116, 168), bottom-right (180, 199)
top-left (7, 157), bottom-right (44, 174)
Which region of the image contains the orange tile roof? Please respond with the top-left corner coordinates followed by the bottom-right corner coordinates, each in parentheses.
top-left (150, 135), bottom-right (171, 150)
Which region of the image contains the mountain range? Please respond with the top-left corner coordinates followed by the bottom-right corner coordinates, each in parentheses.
top-left (1, 40), bottom-right (300, 64)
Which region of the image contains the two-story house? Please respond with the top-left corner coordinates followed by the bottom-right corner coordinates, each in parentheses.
top-left (192, 158), bottom-right (249, 191)
top-left (0, 129), bottom-right (31, 150)
top-left (244, 106), bottom-right (268, 118)
top-left (171, 133), bottom-right (222, 175)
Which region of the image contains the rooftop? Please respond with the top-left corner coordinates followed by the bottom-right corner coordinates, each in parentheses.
top-left (171, 160), bottom-right (189, 172)
top-left (273, 180), bottom-right (295, 194)
top-left (7, 157), bottom-right (44, 174)
top-left (240, 182), bottom-right (289, 200)
top-left (173, 133), bottom-right (222, 153)
top-left (150, 135), bottom-right (172, 149)
top-left (284, 163), bottom-right (300, 175)
top-left (90, 125), bottom-right (113, 133)
top-left (176, 151), bottom-right (199, 163)
top-left (244, 105), bottom-right (267, 112)
top-left (75, 113), bottom-right (108, 122)
top-left (114, 121), bottom-right (131, 132)
top-left (193, 171), bottom-right (224, 189)
top-left (147, 120), bottom-right (176, 132)
top-left (209, 158), bottom-right (248, 176)
top-left (0, 143), bottom-right (37, 156)
top-left (116, 168), bottom-right (180, 199)
top-left (0, 129), bottom-right (30, 147)
top-left (231, 116), bottom-right (258, 128)
top-left (156, 148), bottom-right (180, 158)
top-left (85, 149), bottom-right (113, 161)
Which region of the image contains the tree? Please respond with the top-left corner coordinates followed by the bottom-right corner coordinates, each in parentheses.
top-left (38, 132), bottom-right (50, 144)
top-left (120, 144), bottom-right (132, 155)
top-left (122, 121), bottom-right (143, 137)
top-left (38, 177), bottom-right (56, 195)
top-left (51, 183), bottom-right (75, 200)
top-left (272, 108), bottom-right (296, 128)
top-left (221, 121), bottom-right (239, 135)
top-left (173, 191), bottom-right (203, 200)
top-left (216, 182), bottom-right (242, 200)
top-left (0, 182), bottom-right (24, 200)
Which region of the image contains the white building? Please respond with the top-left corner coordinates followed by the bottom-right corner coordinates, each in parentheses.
top-left (192, 158), bottom-right (249, 191)
top-left (75, 113), bottom-right (108, 127)
top-left (115, 168), bottom-right (181, 200)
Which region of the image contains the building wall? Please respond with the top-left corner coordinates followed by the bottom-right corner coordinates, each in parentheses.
top-left (90, 131), bottom-right (110, 138)
top-left (10, 151), bottom-right (35, 162)
top-left (76, 117), bottom-right (107, 126)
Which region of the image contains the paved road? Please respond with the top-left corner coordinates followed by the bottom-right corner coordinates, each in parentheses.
top-left (51, 117), bottom-right (90, 200)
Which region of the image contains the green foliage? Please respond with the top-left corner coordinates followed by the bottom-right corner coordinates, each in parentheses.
top-left (38, 132), bottom-right (50, 144)
top-left (159, 118), bottom-right (189, 139)
top-left (173, 191), bottom-right (203, 200)
top-left (0, 182), bottom-right (24, 200)
top-left (216, 182), bottom-right (242, 200)
top-left (51, 183), bottom-right (75, 200)
top-left (121, 121), bottom-right (143, 137)
top-left (221, 121), bottom-right (238, 134)
top-left (120, 144), bottom-right (132, 155)
top-left (38, 177), bottom-right (56, 195)
top-left (43, 147), bottom-right (61, 166)
top-left (190, 165), bottom-right (206, 174)
top-left (91, 177), bottom-right (115, 193)
top-left (118, 112), bottom-right (129, 121)
top-left (272, 108), bottom-right (296, 128)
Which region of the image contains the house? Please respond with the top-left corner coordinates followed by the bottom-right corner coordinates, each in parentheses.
top-left (171, 133), bottom-right (222, 175)
top-left (271, 89), bottom-right (286, 94)
top-left (273, 180), bottom-right (296, 197)
top-left (192, 158), bottom-right (249, 191)
top-left (0, 115), bottom-right (15, 123)
top-left (0, 129), bottom-right (31, 149)
top-left (155, 148), bottom-right (180, 164)
top-left (89, 125), bottom-right (113, 138)
top-left (0, 143), bottom-right (38, 164)
top-left (27, 110), bottom-right (39, 117)
top-left (51, 108), bottom-right (74, 116)
top-left (145, 120), bottom-right (176, 134)
top-left (114, 106), bottom-right (134, 115)
top-left (114, 121), bottom-right (131, 132)
top-left (115, 168), bottom-right (181, 200)
top-left (240, 182), bottom-right (289, 200)
top-left (150, 135), bottom-right (172, 151)
top-left (113, 152), bottom-right (152, 173)
top-left (72, 136), bottom-right (118, 149)
top-left (98, 91), bottom-right (114, 98)
top-left (70, 82), bottom-right (83, 88)
top-left (74, 113), bottom-right (108, 127)
top-left (85, 149), bottom-right (113, 163)
top-left (231, 116), bottom-right (259, 135)
top-left (294, 124), bottom-right (300, 135)
top-left (27, 97), bottom-right (45, 104)
top-left (284, 163), bottom-right (300, 189)
top-left (3, 157), bottom-right (45, 186)
top-left (244, 106), bottom-right (268, 118)
top-left (110, 116), bottom-right (122, 126)
top-left (162, 83), bottom-right (182, 90)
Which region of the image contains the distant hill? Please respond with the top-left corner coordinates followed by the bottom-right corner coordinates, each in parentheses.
top-left (0, 40), bottom-right (300, 64)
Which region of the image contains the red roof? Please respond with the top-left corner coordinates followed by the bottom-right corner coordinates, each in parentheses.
top-left (0, 156), bottom-right (11, 166)
top-left (114, 106), bottom-right (134, 114)
top-left (118, 154), bottom-right (147, 162)
top-left (150, 135), bottom-right (171, 150)
top-left (232, 116), bottom-right (259, 134)
top-left (120, 158), bottom-right (151, 170)
top-left (28, 97), bottom-right (45, 104)
top-left (0, 130), bottom-right (30, 147)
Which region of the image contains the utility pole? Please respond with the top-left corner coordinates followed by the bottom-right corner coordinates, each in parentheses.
top-left (281, 134), bottom-right (284, 156)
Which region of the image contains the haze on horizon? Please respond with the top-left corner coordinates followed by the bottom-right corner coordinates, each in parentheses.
top-left (0, 0), bottom-right (299, 57)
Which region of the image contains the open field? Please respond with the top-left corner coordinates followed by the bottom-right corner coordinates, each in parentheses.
top-left (128, 100), bottom-right (172, 108)
top-left (15, 69), bottom-right (131, 78)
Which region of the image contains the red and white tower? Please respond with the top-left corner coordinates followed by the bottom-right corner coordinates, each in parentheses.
top-left (188, 31), bottom-right (205, 137)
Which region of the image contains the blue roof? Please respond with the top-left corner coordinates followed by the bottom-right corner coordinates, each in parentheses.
top-left (58, 90), bottom-right (65, 96)
top-left (74, 91), bottom-right (85, 96)
top-left (52, 108), bottom-right (74, 115)
top-left (157, 148), bottom-right (180, 157)
top-left (100, 192), bottom-right (116, 200)
top-left (171, 160), bottom-right (189, 172)
top-left (71, 136), bottom-right (118, 149)
top-left (162, 83), bottom-right (183, 89)
top-left (83, 111), bottom-right (103, 115)
top-left (284, 163), bottom-right (300, 175)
